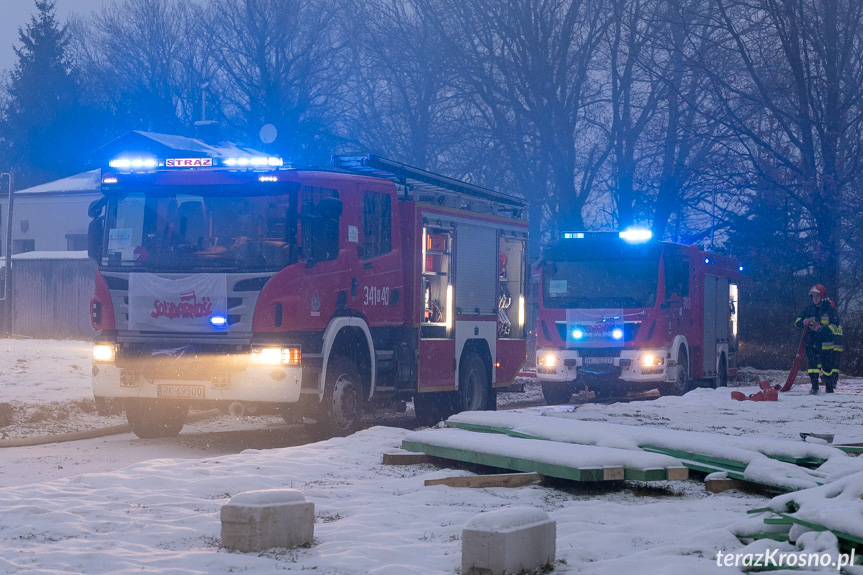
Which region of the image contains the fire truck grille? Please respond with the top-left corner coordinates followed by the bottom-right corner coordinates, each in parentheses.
top-left (555, 321), bottom-right (641, 342)
top-left (105, 272), bottom-right (269, 338)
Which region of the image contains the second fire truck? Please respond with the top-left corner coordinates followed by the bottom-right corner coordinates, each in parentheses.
top-left (88, 152), bottom-right (528, 438)
top-left (535, 230), bottom-right (741, 402)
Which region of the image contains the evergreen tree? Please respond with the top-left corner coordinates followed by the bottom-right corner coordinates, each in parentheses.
top-left (1, 1), bottom-right (84, 187)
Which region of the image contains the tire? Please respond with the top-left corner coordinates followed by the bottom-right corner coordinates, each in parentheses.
top-left (716, 355), bottom-right (728, 388)
top-left (317, 356), bottom-right (365, 438)
top-left (456, 352), bottom-right (493, 413)
top-left (664, 349), bottom-right (690, 396)
top-left (125, 398), bottom-right (189, 439)
top-left (413, 392), bottom-right (454, 427)
top-left (541, 382), bottom-right (574, 405)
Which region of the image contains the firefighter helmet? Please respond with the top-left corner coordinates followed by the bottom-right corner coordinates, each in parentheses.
top-left (809, 284), bottom-right (827, 298)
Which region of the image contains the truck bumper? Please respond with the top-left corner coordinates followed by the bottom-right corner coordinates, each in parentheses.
top-left (535, 348), bottom-right (671, 385)
top-left (92, 363), bottom-right (303, 403)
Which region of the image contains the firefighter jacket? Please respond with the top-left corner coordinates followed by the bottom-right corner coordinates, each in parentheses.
top-left (795, 298), bottom-right (843, 353)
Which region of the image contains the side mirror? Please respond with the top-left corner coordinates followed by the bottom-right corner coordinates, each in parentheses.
top-left (88, 217), bottom-right (104, 261)
top-left (88, 197), bottom-right (107, 219)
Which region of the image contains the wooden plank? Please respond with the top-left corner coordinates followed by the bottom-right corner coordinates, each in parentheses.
top-left (444, 420), bottom-right (544, 440)
top-left (382, 452), bottom-right (432, 465)
top-left (424, 473), bottom-right (543, 488)
top-left (624, 468), bottom-right (667, 481)
top-left (403, 440), bottom-right (660, 483)
top-left (777, 513), bottom-right (863, 546)
top-left (603, 467), bottom-right (625, 481)
top-left (705, 478), bottom-right (747, 493)
top-left (666, 466), bottom-right (689, 481)
top-left (764, 517), bottom-right (795, 525)
top-left (641, 445), bottom-right (747, 473)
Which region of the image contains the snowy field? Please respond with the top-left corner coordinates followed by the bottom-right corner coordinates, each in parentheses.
top-left (0, 338), bottom-right (862, 574)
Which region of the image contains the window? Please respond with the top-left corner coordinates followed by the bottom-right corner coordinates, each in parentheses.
top-left (664, 258), bottom-right (690, 298)
top-left (12, 239), bottom-right (34, 254)
top-left (301, 186), bottom-right (340, 263)
top-left (66, 234), bottom-right (88, 251)
top-left (102, 182), bottom-right (300, 272)
top-left (361, 190), bottom-right (392, 259)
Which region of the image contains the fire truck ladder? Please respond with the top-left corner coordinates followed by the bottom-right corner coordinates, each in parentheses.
top-left (331, 154), bottom-right (527, 220)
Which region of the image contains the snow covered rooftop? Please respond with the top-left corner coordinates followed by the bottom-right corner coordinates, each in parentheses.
top-left (14, 169), bottom-right (101, 195)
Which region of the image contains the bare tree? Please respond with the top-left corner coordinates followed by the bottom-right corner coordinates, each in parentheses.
top-left (431, 0), bottom-right (611, 242)
top-left (707, 0), bottom-right (863, 294)
top-left (338, 0), bottom-right (468, 170)
top-left (80, 0), bottom-right (207, 132)
top-left (206, 0), bottom-right (351, 163)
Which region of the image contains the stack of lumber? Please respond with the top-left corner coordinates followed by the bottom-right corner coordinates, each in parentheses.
top-left (403, 427), bottom-right (688, 483)
top-left (740, 470), bottom-right (863, 554)
top-left (435, 412), bottom-right (851, 492)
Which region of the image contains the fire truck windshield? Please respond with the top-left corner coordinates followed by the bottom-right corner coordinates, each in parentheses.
top-left (542, 259), bottom-right (659, 309)
top-left (100, 184), bottom-right (299, 272)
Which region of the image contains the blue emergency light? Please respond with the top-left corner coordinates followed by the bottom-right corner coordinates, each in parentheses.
top-left (618, 228), bottom-right (653, 243)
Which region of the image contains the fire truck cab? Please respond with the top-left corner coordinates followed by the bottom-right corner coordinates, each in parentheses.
top-left (535, 230), bottom-right (740, 402)
top-left (89, 152), bottom-right (528, 438)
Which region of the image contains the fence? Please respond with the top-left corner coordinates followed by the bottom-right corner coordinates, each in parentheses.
top-left (8, 256), bottom-right (96, 339)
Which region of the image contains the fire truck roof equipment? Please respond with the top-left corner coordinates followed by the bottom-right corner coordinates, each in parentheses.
top-left (332, 155), bottom-right (527, 219)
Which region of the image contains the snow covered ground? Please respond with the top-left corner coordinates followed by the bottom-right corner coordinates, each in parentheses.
top-left (0, 338), bottom-right (862, 574)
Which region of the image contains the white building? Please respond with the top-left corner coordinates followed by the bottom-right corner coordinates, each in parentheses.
top-left (0, 169), bottom-right (101, 254)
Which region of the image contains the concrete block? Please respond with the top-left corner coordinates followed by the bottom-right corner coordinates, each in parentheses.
top-left (221, 489), bottom-right (314, 552)
top-left (462, 506), bottom-right (556, 575)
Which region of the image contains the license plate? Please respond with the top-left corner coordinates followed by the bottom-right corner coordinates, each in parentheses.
top-left (583, 357), bottom-right (614, 365)
top-left (157, 384), bottom-right (205, 399)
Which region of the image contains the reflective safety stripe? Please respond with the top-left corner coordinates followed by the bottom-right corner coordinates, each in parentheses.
top-left (808, 368), bottom-right (821, 374)
top-left (823, 368), bottom-right (840, 376)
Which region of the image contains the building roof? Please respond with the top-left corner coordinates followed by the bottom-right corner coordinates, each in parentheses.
top-left (15, 169), bottom-right (101, 195)
top-left (92, 130), bottom-right (269, 165)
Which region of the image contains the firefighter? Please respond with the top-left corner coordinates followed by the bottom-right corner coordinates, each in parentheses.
top-left (795, 284), bottom-right (842, 394)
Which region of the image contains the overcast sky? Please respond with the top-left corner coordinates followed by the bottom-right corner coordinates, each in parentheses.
top-left (0, 0), bottom-right (104, 74)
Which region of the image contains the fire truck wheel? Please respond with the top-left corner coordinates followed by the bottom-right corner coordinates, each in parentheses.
top-left (413, 393), bottom-right (452, 427)
top-left (665, 350), bottom-right (690, 396)
top-left (457, 353), bottom-right (494, 412)
top-left (125, 398), bottom-right (189, 439)
top-left (715, 355), bottom-right (728, 388)
top-left (541, 382), bottom-right (574, 405)
top-left (318, 356), bottom-right (364, 437)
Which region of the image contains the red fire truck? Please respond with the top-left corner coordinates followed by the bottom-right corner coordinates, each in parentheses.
top-left (88, 153), bottom-right (528, 438)
top-left (534, 230), bottom-right (740, 402)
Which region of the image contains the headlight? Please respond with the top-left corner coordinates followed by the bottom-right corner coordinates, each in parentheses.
top-left (93, 344), bottom-right (116, 363)
top-left (642, 353), bottom-right (664, 367)
top-left (537, 354), bottom-right (557, 367)
top-left (251, 347), bottom-right (301, 366)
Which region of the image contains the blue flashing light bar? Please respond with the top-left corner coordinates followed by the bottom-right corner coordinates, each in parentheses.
top-left (223, 156), bottom-right (283, 167)
top-left (618, 228), bottom-right (653, 243)
top-left (108, 155), bottom-right (284, 171)
top-left (109, 157), bottom-right (158, 170)
top-left (563, 232), bottom-right (585, 239)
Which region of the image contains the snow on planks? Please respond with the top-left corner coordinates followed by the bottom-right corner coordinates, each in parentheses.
top-left (442, 411), bottom-right (851, 492)
top-left (401, 427), bottom-right (688, 483)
